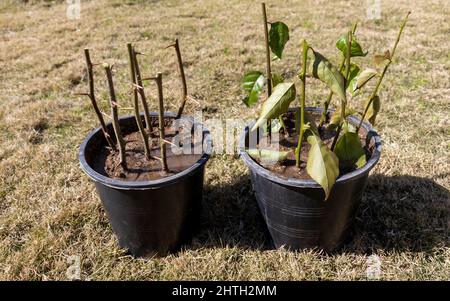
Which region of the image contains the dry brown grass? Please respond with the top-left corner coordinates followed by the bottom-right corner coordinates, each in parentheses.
top-left (0, 0), bottom-right (449, 280)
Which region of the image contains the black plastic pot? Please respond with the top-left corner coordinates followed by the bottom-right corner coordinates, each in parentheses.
top-left (239, 107), bottom-right (381, 252)
top-left (79, 112), bottom-right (212, 257)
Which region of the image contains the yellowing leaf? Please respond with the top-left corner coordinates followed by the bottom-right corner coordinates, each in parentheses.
top-left (306, 134), bottom-right (339, 200)
top-left (247, 149), bottom-right (289, 165)
top-left (364, 95), bottom-right (381, 125)
top-left (251, 83), bottom-right (296, 132)
top-left (333, 129), bottom-right (366, 170)
top-left (353, 68), bottom-right (378, 92)
top-left (309, 50), bottom-right (347, 104)
top-left (328, 107), bottom-right (357, 127)
top-left (355, 155), bottom-right (367, 169)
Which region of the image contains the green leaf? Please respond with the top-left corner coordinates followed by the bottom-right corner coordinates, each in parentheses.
top-left (241, 71), bottom-right (265, 107)
top-left (336, 33), bottom-right (368, 57)
top-left (328, 107), bottom-right (357, 128)
top-left (346, 63), bottom-right (360, 90)
top-left (309, 50), bottom-right (347, 104)
top-left (272, 73), bottom-right (284, 87)
top-left (269, 22), bottom-right (290, 59)
top-left (355, 155), bottom-right (367, 169)
top-left (251, 83), bottom-right (296, 131)
top-left (333, 126), bottom-right (366, 170)
top-left (306, 134), bottom-right (340, 200)
top-left (247, 148), bottom-right (289, 164)
top-left (364, 95), bottom-right (381, 125)
top-left (352, 68), bottom-right (378, 92)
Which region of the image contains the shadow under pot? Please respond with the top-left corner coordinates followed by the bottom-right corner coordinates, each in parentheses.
top-left (79, 112), bottom-right (212, 257)
top-left (239, 107), bottom-right (382, 252)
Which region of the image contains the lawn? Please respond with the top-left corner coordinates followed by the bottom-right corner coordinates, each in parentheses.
top-left (0, 0), bottom-right (448, 280)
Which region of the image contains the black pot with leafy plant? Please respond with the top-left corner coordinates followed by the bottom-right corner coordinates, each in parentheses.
top-left (78, 41), bottom-right (212, 257)
top-left (239, 3), bottom-right (409, 251)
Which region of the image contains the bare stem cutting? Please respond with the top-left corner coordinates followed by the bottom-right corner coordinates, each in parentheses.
top-left (104, 64), bottom-right (126, 168)
top-left (171, 39), bottom-right (188, 119)
top-left (132, 49), bottom-right (154, 137)
top-left (127, 43), bottom-right (152, 160)
top-left (83, 49), bottom-right (115, 149)
top-left (155, 73), bottom-right (169, 172)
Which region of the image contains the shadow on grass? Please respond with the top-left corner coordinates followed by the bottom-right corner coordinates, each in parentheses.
top-left (343, 174), bottom-right (449, 253)
top-left (191, 173), bottom-right (449, 254)
top-left (189, 174), bottom-right (273, 251)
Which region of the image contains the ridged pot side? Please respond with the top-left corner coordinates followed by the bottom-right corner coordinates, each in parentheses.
top-left (239, 107), bottom-right (381, 251)
top-left (79, 113), bottom-right (212, 257)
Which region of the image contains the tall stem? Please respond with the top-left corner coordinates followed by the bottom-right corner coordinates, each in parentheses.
top-left (133, 50), bottom-right (153, 137)
top-left (104, 64), bottom-right (126, 168)
top-left (262, 2), bottom-right (272, 139)
top-left (356, 12), bottom-right (410, 132)
top-left (342, 31), bottom-right (352, 120)
top-left (319, 22), bottom-right (358, 126)
top-left (84, 49), bottom-right (115, 149)
top-left (173, 39), bottom-right (188, 119)
top-left (331, 31), bottom-right (352, 151)
top-left (295, 40), bottom-right (308, 168)
top-left (127, 43), bottom-right (152, 160)
top-left (155, 73), bottom-right (169, 172)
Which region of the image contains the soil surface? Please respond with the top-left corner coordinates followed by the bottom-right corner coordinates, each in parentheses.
top-left (251, 111), bottom-right (374, 180)
top-left (93, 124), bottom-right (202, 181)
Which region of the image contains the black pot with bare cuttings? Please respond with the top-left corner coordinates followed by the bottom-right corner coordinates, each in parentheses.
top-left (78, 41), bottom-right (212, 257)
top-left (239, 3), bottom-right (410, 251)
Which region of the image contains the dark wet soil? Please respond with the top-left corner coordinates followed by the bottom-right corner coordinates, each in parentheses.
top-left (252, 111), bottom-right (373, 180)
top-left (93, 125), bottom-right (202, 181)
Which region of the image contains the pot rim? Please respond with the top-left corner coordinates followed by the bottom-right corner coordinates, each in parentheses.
top-left (79, 112), bottom-right (212, 190)
top-left (239, 107), bottom-right (382, 188)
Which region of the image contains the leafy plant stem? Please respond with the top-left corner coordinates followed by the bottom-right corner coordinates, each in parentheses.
top-left (104, 64), bottom-right (126, 168)
top-left (319, 59), bottom-right (345, 127)
top-left (295, 40), bottom-right (308, 168)
top-left (262, 2), bottom-right (272, 140)
top-left (331, 31), bottom-right (352, 151)
top-left (356, 12), bottom-right (410, 132)
top-left (319, 22), bottom-right (357, 127)
top-left (83, 49), bottom-right (115, 149)
top-left (127, 43), bottom-right (152, 160)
